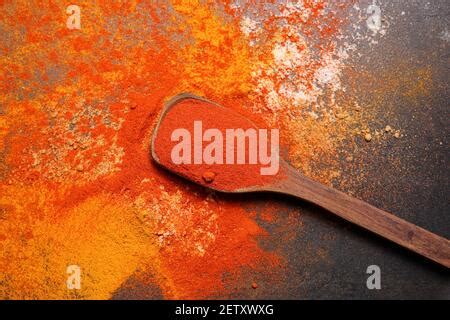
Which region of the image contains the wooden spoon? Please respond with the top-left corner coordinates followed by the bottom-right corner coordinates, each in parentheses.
top-left (151, 93), bottom-right (450, 268)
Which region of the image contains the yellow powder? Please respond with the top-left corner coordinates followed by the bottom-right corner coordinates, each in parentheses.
top-left (0, 184), bottom-right (160, 299)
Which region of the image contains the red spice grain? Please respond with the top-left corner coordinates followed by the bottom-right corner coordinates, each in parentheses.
top-left (202, 171), bottom-right (216, 183)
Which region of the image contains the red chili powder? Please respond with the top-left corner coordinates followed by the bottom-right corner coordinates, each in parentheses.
top-left (152, 97), bottom-right (284, 192)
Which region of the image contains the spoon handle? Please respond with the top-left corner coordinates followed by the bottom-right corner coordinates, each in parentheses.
top-left (274, 169), bottom-right (450, 268)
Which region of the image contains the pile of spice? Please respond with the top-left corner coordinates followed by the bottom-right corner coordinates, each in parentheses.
top-left (152, 97), bottom-right (282, 192)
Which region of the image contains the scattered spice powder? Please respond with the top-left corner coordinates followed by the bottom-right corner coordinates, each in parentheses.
top-left (0, 0), bottom-right (421, 299)
top-left (0, 1), bottom-right (289, 299)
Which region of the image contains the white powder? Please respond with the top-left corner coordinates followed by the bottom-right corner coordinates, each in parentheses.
top-left (241, 1), bottom-right (389, 116)
top-left (240, 16), bottom-right (260, 37)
